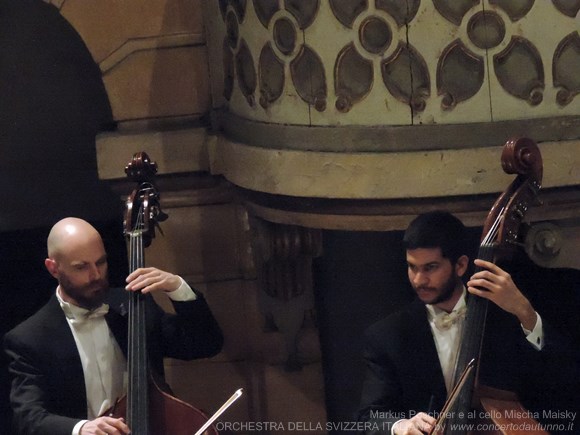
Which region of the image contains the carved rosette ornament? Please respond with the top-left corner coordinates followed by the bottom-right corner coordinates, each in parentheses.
top-left (221, 0), bottom-right (327, 111)
top-left (256, 1), bottom-right (328, 110)
top-left (553, 32), bottom-right (580, 106)
top-left (437, 39), bottom-right (484, 110)
top-left (221, 2), bottom-right (256, 105)
top-left (494, 36), bottom-right (545, 106)
top-left (435, 0), bottom-right (545, 108)
top-left (332, 0), bottom-right (430, 113)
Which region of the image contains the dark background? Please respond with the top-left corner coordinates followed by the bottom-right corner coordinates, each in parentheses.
top-left (0, 0), bottom-right (127, 431)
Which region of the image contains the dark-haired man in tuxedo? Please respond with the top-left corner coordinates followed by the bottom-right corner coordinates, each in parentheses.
top-left (358, 211), bottom-right (578, 435)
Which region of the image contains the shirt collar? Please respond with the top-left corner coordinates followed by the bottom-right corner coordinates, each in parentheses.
top-left (56, 286), bottom-right (109, 324)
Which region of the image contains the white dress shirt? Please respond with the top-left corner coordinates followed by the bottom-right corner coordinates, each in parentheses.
top-left (57, 278), bottom-right (196, 435)
top-left (426, 292), bottom-right (467, 393)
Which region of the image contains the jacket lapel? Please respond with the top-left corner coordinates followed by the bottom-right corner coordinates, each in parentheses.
top-left (105, 309), bottom-right (128, 358)
top-left (42, 296), bottom-right (88, 416)
top-left (104, 288), bottom-right (129, 358)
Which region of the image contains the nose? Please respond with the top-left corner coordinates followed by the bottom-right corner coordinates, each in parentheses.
top-left (412, 270), bottom-right (428, 287)
top-left (88, 263), bottom-right (101, 281)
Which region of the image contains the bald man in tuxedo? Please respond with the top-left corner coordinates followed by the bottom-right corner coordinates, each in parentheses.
top-left (4, 218), bottom-right (223, 435)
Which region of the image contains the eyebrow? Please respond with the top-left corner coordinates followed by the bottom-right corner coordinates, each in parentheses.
top-left (407, 261), bottom-right (440, 267)
top-left (70, 254), bottom-right (108, 267)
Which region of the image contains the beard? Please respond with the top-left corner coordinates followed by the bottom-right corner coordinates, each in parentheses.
top-left (59, 273), bottom-right (109, 309)
top-left (415, 271), bottom-right (460, 306)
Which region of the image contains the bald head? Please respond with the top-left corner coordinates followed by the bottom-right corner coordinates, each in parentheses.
top-left (47, 217), bottom-right (104, 260)
top-left (45, 218), bottom-right (110, 308)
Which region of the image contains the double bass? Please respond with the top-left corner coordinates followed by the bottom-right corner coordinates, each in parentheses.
top-left (108, 152), bottom-right (218, 434)
top-left (433, 137), bottom-right (548, 434)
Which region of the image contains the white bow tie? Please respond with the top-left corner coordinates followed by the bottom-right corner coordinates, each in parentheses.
top-left (62, 303), bottom-right (110, 325)
top-left (433, 306), bottom-right (466, 331)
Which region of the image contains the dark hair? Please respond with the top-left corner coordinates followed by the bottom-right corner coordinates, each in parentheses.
top-left (403, 211), bottom-right (468, 264)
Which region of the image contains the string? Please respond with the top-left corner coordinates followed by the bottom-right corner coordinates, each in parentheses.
top-left (445, 207), bottom-right (506, 433)
top-left (480, 206), bottom-right (505, 248)
top-left (127, 204), bottom-right (149, 433)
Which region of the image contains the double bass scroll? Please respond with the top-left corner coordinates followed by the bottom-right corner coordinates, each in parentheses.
top-left (432, 137), bottom-right (548, 435)
top-left (108, 151), bottom-right (218, 435)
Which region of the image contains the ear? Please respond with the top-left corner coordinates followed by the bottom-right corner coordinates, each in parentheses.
top-left (44, 258), bottom-right (59, 279)
top-left (455, 255), bottom-right (469, 278)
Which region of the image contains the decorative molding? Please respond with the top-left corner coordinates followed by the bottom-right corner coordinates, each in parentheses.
top-left (99, 33), bottom-right (205, 74)
top-left (210, 135), bottom-right (580, 200)
top-left (96, 128), bottom-right (211, 180)
top-left (241, 186), bottom-right (580, 232)
top-left (218, 111), bottom-right (580, 152)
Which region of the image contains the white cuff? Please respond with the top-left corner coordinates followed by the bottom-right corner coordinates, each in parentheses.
top-left (72, 419), bottom-right (88, 435)
top-left (391, 419), bottom-right (403, 435)
top-left (522, 312), bottom-right (544, 350)
top-left (166, 277), bottom-right (197, 301)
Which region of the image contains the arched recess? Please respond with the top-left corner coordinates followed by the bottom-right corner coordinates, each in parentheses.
top-left (0, 1), bottom-right (125, 429)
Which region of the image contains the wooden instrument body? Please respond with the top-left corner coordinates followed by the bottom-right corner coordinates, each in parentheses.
top-left (108, 374), bottom-right (217, 435)
top-left (477, 388), bottom-right (548, 435)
